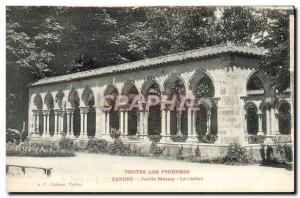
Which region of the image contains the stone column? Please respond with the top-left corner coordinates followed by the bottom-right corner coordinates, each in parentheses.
top-left (187, 108), bottom-right (197, 142)
top-left (36, 111), bottom-right (40, 136)
top-left (161, 108), bottom-right (166, 137)
top-left (79, 106), bottom-right (89, 139)
top-left (266, 108), bottom-right (271, 136)
top-left (94, 106), bottom-right (102, 139)
top-left (144, 111), bottom-right (149, 137)
top-left (176, 110), bottom-right (182, 135)
top-left (80, 111), bottom-right (84, 136)
top-left (42, 110), bottom-right (50, 138)
top-left (124, 110), bottom-right (128, 136)
top-left (53, 109), bottom-right (59, 138)
top-left (119, 109), bottom-right (124, 135)
top-left (166, 109), bottom-right (170, 136)
top-left (161, 108), bottom-right (170, 142)
top-left (139, 110), bottom-right (145, 139)
top-left (60, 110), bottom-right (65, 136)
top-left (31, 110), bottom-right (37, 137)
top-left (192, 110), bottom-right (196, 136)
top-left (66, 108), bottom-right (75, 139)
top-left (243, 113), bottom-right (248, 144)
top-left (106, 111), bottom-right (110, 134)
top-left (274, 111), bottom-right (280, 135)
top-left (46, 111), bottom-right (50, 136)
top-left (270, 108), bottom-right (279, 135)
top-left (43, 112), bottom-right (47, 137)
top-left (264, 106), bottom-right (276, 144)
top-left (206, 112), bottom-right (212, 135)
top-left (257, 111), bottom-right (264, 136)
top-left (70, 112), bottom-right (74, 136)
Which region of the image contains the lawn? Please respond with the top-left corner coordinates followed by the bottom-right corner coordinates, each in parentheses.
top-left (6, 153), bottom-right (294, 192)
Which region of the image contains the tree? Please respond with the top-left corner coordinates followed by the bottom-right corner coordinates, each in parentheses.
top-left (6, 6), bottom-right (292, 131)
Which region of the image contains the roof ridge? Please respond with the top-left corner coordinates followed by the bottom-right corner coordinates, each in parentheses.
top-left (31, 44), bottom-right (265, 87)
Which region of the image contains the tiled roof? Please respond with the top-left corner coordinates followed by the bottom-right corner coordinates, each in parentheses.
top-left (31, 44), bottom-right (266, 86)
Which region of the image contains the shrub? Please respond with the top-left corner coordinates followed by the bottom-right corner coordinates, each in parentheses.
top-left (86, 138), bottom-right (108, 153)
top-left (6, 129), bottom-right (21, 144)
top-left (110, 128), bottom-right (121, 139)
top-left (171, 134), bottom-right (187, 142)
top-left (131, 147), bottom-right (148, 157)
top-left (191, 146), bottom-right (201, 163)
top-left (6, 141), bottom-right (75, 157)
top-left (149, 142), bottom-right (165, 158)
top-left (261, 143), bottom-right (293, 166)
top-left (148, 135), bottom-right (161, 143)
top-left (223, 143), bottom-right (255, 165)
top-left (107, 139), bottom-right (131, 155)
top-left (195, 146), bottom-right (201, 158)
top-left (59, 137), bottom-right (74, 149)
top-left (276, 143), bottom-right (293, 163)
top-left (176, 146), bottom-right (184, 160)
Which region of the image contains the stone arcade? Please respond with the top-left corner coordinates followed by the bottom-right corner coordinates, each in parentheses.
top-left (28, 45), bottom-right (292, 151)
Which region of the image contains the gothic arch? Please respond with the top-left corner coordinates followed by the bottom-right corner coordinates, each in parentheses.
top-left (104, 84), bottom-right (120, 131)
top-left (81, 86), bottom-right (95, 106)
top-left (163, 73), bottom-right (187, 96)
top-left (68, 88), bottom-right (80, 136)
top-left (141, 77), bottom-right (161, 99)
top-left (121, 81), bottom-right (139, 96)
top-left (55, 90), bottom-right (65, 109)
top-left (189, 70), bottom-right (215, 98)
top-left (33, 93), bottom-right (43, 110)
top-left (44, 92), bottom-right (54, 109)
top-left (276, 100), bottom-right (291, 135)
top-left (141, 77), bottom-right (161, 136)
top-left (44, 92), bottom-right (55, 136)
top-left (246, 70), bottom-right (266, 92)
top-left (68, 88), bottom-right (80, 107)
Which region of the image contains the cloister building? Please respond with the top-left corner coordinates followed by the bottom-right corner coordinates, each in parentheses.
top-left (28, 45), bottom-right (292, 146)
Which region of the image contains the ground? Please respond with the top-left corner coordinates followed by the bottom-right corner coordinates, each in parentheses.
top-left (6, 153), bottom-right (294, 192)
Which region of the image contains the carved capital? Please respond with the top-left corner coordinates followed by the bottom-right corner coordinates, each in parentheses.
top-left (32, 109), bottom-right (41, 115)
top-left (79, 106), bottom-right (89, 114)
top-left (65, 107), bottom-right (75, 114)
top-left (53, 108), bottom-right (61, 115)
top-left (42, 109), bottom-right (51, 115)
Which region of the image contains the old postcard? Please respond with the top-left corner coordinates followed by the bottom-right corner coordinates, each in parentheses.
top-left (6, 6), bottom-right (295, 193)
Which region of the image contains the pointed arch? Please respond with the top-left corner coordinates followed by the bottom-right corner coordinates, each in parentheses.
top-left (189, 71), bottom-right (215, 98)
top-left (141, 77), bottom-right (161, 100)
top-left (68, 88), bottom-right (80, 107)
top-left (121, 81), bottom-right (139, 96)
top-left (246, 70), bottom-right (266, 93)
top-left (33, 93), bottom-right (44, 135)
top-left (55, 90), bottom-right (65, 109)
top-left (81, 87), bottom-right (96, 136)
top-left (68, 88), bottom-right (80, 136)
top-left (33, 93), bottom-right (43, 110)
top-left (104, 84), bottom-right (120, 131)
top-left (104, 84), bottom-right (119, 96)
top-left (81, 86), bottom-right (95, 106)
top-left (44, 92), bottom-right (54, 109)
top-left (276, 100), bottom-right (291, 135)
top-left (163, 73), bottom-right (186, 96)
top-left (142, 77), bottom-right (162, 136)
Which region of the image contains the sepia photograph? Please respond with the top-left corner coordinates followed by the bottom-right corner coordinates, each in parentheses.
top-left (5, 5), bottom-right (295, 193)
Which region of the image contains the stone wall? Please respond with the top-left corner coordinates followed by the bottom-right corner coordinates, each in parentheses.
top-left (28, 53), bottom-right (261, 144)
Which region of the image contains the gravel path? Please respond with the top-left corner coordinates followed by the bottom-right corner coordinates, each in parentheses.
top-left (6, 153), bottom-right (294, 192)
